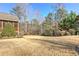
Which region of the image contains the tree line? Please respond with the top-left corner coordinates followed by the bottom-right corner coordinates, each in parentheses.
top-left (10, 3), bottom-right (79, 36)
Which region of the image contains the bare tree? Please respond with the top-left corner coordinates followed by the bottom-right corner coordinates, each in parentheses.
top-left (31, 19), bottom-right (41, 35)
top-left (10, 3), bottom-right (28, 35)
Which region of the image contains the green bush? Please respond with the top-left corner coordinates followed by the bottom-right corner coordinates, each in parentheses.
top-left (1, 23), bottom-right (16, 37)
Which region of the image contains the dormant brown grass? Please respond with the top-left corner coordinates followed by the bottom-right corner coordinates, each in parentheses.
top-left (0, 35), bottom-right (78, 56)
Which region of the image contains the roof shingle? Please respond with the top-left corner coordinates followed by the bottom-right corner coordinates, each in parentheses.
top-left (0, 13), bottom-right (19, 22)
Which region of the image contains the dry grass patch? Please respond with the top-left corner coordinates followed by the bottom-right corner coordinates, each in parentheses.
top-left (0, 35), bottom-right (78, 56)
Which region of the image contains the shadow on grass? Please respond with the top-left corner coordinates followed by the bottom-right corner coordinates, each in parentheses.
top-left (32, 39), bottom-right (79, 55)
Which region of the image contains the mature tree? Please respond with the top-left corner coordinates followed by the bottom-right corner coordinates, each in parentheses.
top-left (54, 4), bottom-right (67, 22)
top-left (59, 11), bottom-right (77, 35)
top-left (10, 4), bottom-right (26, 21)
top-left (31, 19), bottom-right (41, 35)
top-left (75, 15), bottom-right (79, 35)
top-left (42, 13), bottom-right (54, 36)
top-left (10, 3), bottom-right (28, 35)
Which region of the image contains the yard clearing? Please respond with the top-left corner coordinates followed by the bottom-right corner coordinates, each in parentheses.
top-left (0, 35), bottom-right (79, 56)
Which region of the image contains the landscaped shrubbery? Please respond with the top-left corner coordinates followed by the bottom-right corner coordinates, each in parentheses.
top-left (1, 23), bottom-right (16, 38)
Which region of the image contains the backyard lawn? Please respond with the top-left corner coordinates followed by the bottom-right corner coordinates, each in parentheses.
top-left (0, 35), bottom-right (79, 56)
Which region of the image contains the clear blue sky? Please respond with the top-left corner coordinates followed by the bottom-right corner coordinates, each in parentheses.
top-left (0, 3), bottom-right (79, 20)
